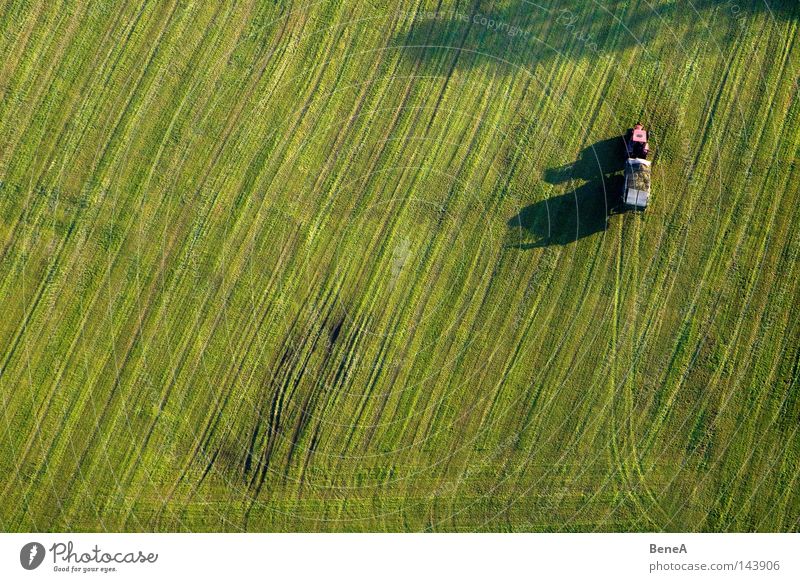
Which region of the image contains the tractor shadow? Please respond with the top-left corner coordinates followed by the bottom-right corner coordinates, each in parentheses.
top-left (543, 136), bottom-right (625, 184)
top-left (507, 137), bottom-right (625, 249)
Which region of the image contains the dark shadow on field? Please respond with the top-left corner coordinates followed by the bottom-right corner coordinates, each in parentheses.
top-left (393, 0), bottom-right (797, 70)
top-left (507, 137), bottom-right (625, 248)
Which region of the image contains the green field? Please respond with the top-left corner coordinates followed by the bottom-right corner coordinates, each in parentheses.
top-left (1, 0), bottom-right (799, 532)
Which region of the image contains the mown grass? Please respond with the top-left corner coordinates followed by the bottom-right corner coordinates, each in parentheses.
top-left (0, 0), bottom-right (798, 531)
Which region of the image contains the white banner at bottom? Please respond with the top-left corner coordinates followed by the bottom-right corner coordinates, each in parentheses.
top-left (0, 533), bottom-right (797, 581)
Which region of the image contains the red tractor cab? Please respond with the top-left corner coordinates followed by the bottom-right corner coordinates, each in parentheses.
top-left (625, 123), bottom-right (650, 159)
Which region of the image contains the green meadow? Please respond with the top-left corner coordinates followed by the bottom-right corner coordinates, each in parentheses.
top-left (0, 0), bottom-right (798, 531)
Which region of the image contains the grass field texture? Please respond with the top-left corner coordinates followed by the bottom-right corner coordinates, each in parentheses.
top-left (0, 0), bottom-right (799, 531)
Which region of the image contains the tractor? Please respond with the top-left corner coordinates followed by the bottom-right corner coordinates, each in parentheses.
top-left (621, 124), bottom-right (652, 211)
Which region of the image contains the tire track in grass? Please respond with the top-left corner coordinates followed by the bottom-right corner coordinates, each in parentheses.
top-left (544, 180), bottom-right (664, 528)
top-left (412, 10), bottom-right (720, 528)
top-left (693, 244), bottom-right (793, 526)
top-left (730, 249), bottom-right (800, 528)
top-left (562, 215), bottom-right (691, 529)
top-left (465, 56), bottom-right (577, 442)
top-left (0, 0), bottom-right (99, 361)
top-left (134, 219), bottom-right (302, 523)
top-left (609, 197), bottom-right (664, 527)
top-left (148, 24), bottom-right (342, 498)
top-left (16, 0), bottom-right (260, 528)
top-left (121, 213), bottom-right (297, 482)
top-left (303, 307), bottom-right (377, 461)
top-left (619, 211), bottom-right (668, 527)
top-left (349, 186), bottom-right (469, 448)
top-left (549, 21), bottom-right (718, 529)
top-left (372, 72), bottom-right (536, 440)
top-left (528, 100), bottom-right (708, 528)
top-left (219, 14), bottom-right (418, 416)
top-left (7, 0), bottom-right (196, 526)
top-left (636, 32), bottom-right (792, 481)
top-left (0, 1), bottom-right (170, 524)
top-left (392, 116), bottom-right (515, 446)
top-left (268, 136), bottom-right (668, 528)
top-left (627, 103), bottom-right (793, 531)
top-left (0, 0), bottom-right (184, 433)
top-left (59, 0), bottom-right (318, 526)
top-left (138, 13), bottom-right (334, 480)
top-left (272, 307), bottom-right (373, 490)
top-left (162, 74), bottom-right (382, 524)
top-left (3, 2), bottom-right (120, 187)
top-left (158, 3), bottom-right (398, 511)
top-left (0, 1), bottom-right (47, 102)
top-left (486, 51), bottom-right (618, 441)
top-left (7, 43), bottom-right (223, 524)
top-left (588, 22), bottom-right (768, 528)
top-left (286, 44), bottom-right (426, 244)
top-left (673, 104), bottom-right (800, 529)
top-left (577, 36), bottom-right (742, 526)
top-left (177, 227), bottom-right (308, 471)
top-left (238, 153), bottom-right (438, 496)
top-left (71, 2), bottom-right (245, 513)
top-left (7, 0), bottom-right (798, 531)
top-left (239, 285), bottom-right (345, 516)
top-left (101, 8), bottom-right (306, 512)
top-left (764, 332), bottom-right (800, 529)
top-left (429, 274), bottom-right (623, 532)
top-left (205, 18), bottom-right (441, 481)
top-left (0, 0), bottom-right (154, 378)
top-left (222, 50), bottom-right (536, 506)
top-left (172, 223), bottom-right (304, 465)
top-left (479, 211), bottom-right (606, 453)
top-left (415, 22), bottom-right (581, 452)
top-left (306, 222), bottom-right (512, 516)
top-left (609, 215), bottom-right (649, 525)
top-left (328, 76), bottom-right (511, 442)
top-left (472, 58), bottom-right (664, 524)
top-left (198, 279), bottom-right (319, 487)
top-left (406, 3), bottom-right (780, 532)
top-left (327, 142), bottom-right (467, 366)
top-left (294, 64), bottom-right (506, 416)
top-left (0, 0), bottom-right (63, 141)
top-left (304, 21), bottom-right (648, 524)
top-left (753, 210), bottom-right (800, 530)
top-left (0, 0), bottom-right (149, 275)
top-left (0, 0), bottom-right (146, 323)
top-left (0, 0), bottom-right (108, 176)
top-left (384, 66), bottom-right (620, 524)
top-left (103, 1), bottom-right (291, 489)
top-left (426, 233), bottom-right (628, 530)
top-left (681, 25), bottom-right (800, 528)
top-left (596, 148), bottom-right (736, 528)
